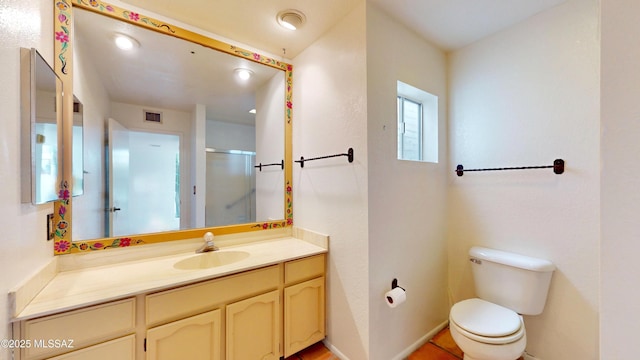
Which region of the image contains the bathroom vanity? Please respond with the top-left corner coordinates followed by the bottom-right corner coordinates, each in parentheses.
top-left (10, 231), bottom-right (327, 360)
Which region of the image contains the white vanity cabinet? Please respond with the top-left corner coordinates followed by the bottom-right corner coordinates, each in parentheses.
top-left (283, 254), bottom-right (326, 358)
top-left (226, 290), bottom-right (280, 359)
top-left (13, 253), bottom-right (326, 360)
top-left (145, 310), bottom-right (222, 360)
top-left (145, 265), bottom-right (281, 359)
top-left (15, 298), bottom-right (136, 360)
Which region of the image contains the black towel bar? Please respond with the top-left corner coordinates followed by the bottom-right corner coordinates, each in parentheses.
top-left (455, 159), bottom-right (564, 176)
top-left (295, 148), bottom-right (354, 168)
top-left (254, 160), bottom-right (284, 171)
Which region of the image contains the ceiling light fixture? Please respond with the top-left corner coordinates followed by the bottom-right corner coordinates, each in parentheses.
top-left (277, 9), bottom-right (306, 31)
top-left (113, 33), bottom-right (139, 50)
top-left (234, 68), bottom-right (253, 81)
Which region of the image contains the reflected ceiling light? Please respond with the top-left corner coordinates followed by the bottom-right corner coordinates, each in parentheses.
top-left (114, 33), bottom-right (139, 50)
top-left (235, 68), bottom-right (253, 81)
top-left (277, 9), bottom-right (306, 30)
top-left (249, 109), bottom-right (256, 114)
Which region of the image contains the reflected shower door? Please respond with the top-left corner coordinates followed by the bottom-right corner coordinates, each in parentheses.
top-left (205, 150), bottom-right (256, 227)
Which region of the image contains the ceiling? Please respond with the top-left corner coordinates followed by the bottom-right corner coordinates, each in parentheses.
top-left (370, 0), bottom-right (567, 51)
top-left (120, 0), bottom-right (567, 57)
top-left (75, 0), bottom-right (568, 125)
top-left (74, 8), bottom-right (282, 125)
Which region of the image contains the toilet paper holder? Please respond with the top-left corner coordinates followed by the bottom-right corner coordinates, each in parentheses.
top-left (386, 278), bottom-right (407, 308)
top-left (391, 278), bottom-right (404, 291)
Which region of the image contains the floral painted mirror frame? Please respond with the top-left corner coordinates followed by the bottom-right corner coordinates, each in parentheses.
top-left (52, 0), bottom-right (293, 254)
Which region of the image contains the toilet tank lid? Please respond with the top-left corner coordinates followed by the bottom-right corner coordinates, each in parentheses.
top-left (469, 246), bottom-right (555, 272)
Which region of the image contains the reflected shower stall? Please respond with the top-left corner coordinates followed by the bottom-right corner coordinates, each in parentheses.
top-left (205, 149), bottom-right (256, 227)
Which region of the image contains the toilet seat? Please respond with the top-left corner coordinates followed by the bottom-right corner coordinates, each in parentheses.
top-left (450, 298), bottom-right (524, 345)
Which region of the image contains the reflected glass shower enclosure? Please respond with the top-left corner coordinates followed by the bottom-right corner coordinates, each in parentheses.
top-left (205, 149), bottom-right (256, 227)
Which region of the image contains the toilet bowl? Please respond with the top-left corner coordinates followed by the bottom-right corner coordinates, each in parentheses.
top-left (449, 298), bottom-right (526, 360)
top-left (448, 247), bottom-right (555, 360)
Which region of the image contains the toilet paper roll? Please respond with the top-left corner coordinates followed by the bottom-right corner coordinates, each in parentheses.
top-left (385, 287), bottom-right (406, 308)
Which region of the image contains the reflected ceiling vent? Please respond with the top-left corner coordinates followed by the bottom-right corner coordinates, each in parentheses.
top-left (277, 9), bottom-right (306, 30)
top-left (144, 110), bottom-right (163, 124)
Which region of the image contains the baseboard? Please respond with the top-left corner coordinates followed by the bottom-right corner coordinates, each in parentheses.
top-left (392, 320), bottom-right (450, 360)
top-left (523, 351), bottom-right (541, 360)
top-left (323, 340), bottom-right (351, 360)
top-left (322, 320), bottom-right (449, 360)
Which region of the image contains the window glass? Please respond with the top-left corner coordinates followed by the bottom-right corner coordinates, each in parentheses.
top-left (397, 81), bottom-right (438, 163)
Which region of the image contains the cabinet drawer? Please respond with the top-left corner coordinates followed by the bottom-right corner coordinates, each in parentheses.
top-left (285, 254), bottom-right (325, 285)
top-left (23, 298), bottom-right (135, 359)
top-left (146, 265), bottom-right (280, 327)
top-left (47, 335), bottom-right (135, 360)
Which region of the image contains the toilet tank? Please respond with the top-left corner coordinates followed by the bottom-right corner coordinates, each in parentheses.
top-left (469, 246), bottom-right (555, 315)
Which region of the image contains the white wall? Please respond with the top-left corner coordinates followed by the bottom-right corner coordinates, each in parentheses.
top-left (0, 0), bottom-right (55, 357)
top-left (600, 0), bottom-right (640, 358)
top-left (205, 120), bottom-right (255, 151)
top-left (292, 3), bottom-right (370, 359)
top-left (255, 72), bottom-right (286, 221)
top-left (72, 33), bottom-right (111, 240)
top-left (366, 4), bottom-right (449, 360)
top-left (447, 1), bottom-right (600, 359)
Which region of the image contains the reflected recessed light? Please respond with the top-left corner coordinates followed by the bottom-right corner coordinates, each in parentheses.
top-left (249, 109), bottom-right (256, 114)
top-left (277, 9), bottom-right (306, 31)
top-left (114, 33), bottom-right (139, 50)
top-left (235, 68), bottom-right (253, 81)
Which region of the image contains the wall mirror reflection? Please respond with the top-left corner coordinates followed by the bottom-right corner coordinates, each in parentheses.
top-left (72, 97), bottom-right (84, 197)
top-left (70, 6), bottom-right (287, 243)
top-left (20, 48), bottom-right (63, 205)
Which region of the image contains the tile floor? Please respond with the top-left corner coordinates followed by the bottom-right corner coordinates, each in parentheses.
top-left (285, 342), bottom-right (340, 360)
top-left (408, 327), bottom-right (463, 360)
top-left (289, 327), bottom-right (525, 360)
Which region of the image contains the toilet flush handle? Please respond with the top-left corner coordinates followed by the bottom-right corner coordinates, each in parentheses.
top-left (470, 258), bottom-right (482, 265)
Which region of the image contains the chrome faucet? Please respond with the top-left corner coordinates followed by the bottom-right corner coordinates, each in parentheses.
top-left (196, 232), bottom-right (218, 253)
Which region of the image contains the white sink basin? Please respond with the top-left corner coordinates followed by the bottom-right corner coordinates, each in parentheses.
top-left (174, 251), bottom-right (250, 270)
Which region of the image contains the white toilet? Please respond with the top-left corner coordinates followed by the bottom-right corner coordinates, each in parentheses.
top-left (449, 246), bottom-right (555, 360)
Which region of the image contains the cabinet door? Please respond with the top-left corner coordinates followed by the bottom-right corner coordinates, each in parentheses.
top-left (146, 309), bottom-right (221, 360)
top-left (226, 290), bottom-right (280, 360)
top-left (283, 276), bottom-right (326, 358)
top-left (47, 335), bottom-right (135, 360)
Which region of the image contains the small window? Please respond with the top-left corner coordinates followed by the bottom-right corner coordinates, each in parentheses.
top-left (397, 81), bottom-right (438, 163)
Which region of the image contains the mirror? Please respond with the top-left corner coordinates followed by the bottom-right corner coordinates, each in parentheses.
top-left (53, 0), bottom-right (293, 253)
top-left (20, 48), bottom-right (63, 205)
top-left (72, 97), bottom-right (84, 197)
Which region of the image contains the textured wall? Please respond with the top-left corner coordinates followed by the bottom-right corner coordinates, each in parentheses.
top-left (366, 3), bottom-right (450, 360)
top-left (0, 0), bottom-right (56, 357)
top-left (447, 1), bottom-right (600, 359)
top-left (601, 0), bottom-right (640, 358)
top-left (292, 3), bottom-right (370, 359)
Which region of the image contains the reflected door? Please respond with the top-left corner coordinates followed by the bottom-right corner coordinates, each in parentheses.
top-left (107, 119), bottom-right (181, 237)
top-left (205, 151), bottom-right (255, 227)
top-left (107, 118), bottom-right (130, 237)
top-left (127, 131), bottom-right (181, 234)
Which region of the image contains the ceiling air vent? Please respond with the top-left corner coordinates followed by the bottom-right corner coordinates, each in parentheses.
top-left (144, 110), bottom-right (163, 124)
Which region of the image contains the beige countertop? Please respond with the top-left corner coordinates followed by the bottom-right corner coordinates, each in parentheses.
top-left (12, 234), bottom-right (327, 321)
